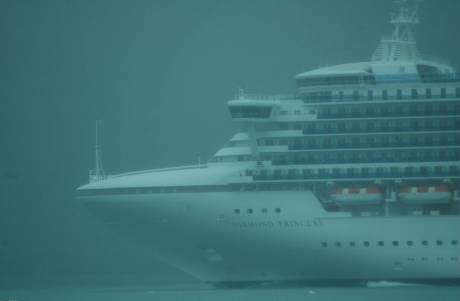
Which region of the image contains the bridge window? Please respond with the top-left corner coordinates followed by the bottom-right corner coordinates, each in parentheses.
top-left (229, 106), bottom-right (272, 119)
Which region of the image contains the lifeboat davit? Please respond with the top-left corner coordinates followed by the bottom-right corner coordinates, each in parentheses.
top-left (398, 184), bottom-right (452, 205)
top-left (329, 186), bottom-right (384, 205)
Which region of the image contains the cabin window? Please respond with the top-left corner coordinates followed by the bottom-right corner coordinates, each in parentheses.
top-left (441, 88), bottom-right (447, 99)
top-left (338, 91), bottom-right (344, 101)
top-left (297, 74), bottom-right (376, 87)
top-left (382, 90), bottom-right (388, 100)
top-left (426, 88), bottom-right (432, 99)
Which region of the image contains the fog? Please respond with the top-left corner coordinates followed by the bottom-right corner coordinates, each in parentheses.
top-left (1, 0), bottom-right (460, 288)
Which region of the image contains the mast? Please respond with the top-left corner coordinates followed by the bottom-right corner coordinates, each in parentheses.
top-left (372, 0), bottom-right (423, 62)
top-left (89, 120), bottom-right (106, 183)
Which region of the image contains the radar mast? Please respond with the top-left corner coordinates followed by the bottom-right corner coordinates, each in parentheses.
top-left (372, 0), bottom-right (423, 62)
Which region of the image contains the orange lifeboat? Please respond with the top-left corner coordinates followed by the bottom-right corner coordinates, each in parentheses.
top-left (329, 186), bottom-right (384, 205)
top-left (398, 184), bottom-right (452, 204)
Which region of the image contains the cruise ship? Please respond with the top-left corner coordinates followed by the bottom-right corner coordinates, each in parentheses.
top-left (77, 0), bottom-right (460, 287)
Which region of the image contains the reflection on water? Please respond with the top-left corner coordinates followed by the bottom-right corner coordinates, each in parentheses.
top-left (1, 286), bottom-right (460, 301)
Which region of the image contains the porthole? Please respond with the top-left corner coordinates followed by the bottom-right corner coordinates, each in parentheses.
top-left (275, 208), bottom-right (282, 214)
top-left (436, 240), bottom-right (443, 246)
top-left (261, 208), bottom-right (268, 214)
top-left (247, 209), bottom-right (253, 214)
top-left (452, 240), bottom-right (458, 246)
top-left (422, 240), bottom-right (429, 246)
top-left (363, 241), bottom-right (370, 247)
top-left (234, 209), bottom-right (240, 214)
top-left (335, 242), bottom-right (342, 247)
top-left (378, 241), bottom-right (384, 247)
top-left (452, 257), bottom-right (459, 261)
top-left (392, 241), bottom-right (399, 247)
top-left (349, 242), bottom-right (356, 247)
top-left (407, 240), bottom-right (414, 246)
top-left (321, 242), bottom-right (328, 248)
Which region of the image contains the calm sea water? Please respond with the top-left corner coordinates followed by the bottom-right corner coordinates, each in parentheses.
top-left (1, 286), bottom-right (460, 301)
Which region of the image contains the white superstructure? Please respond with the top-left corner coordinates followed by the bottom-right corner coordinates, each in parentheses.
top-left (77, 0), bottom-right (460, 287)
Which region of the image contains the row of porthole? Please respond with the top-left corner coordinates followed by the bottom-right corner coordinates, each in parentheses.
top-left (321, 240), bottom-right (459, 248)
top-left (234, 208), bottom-right (282, 214)
top-left (407, 257), bottom-right (459, 262)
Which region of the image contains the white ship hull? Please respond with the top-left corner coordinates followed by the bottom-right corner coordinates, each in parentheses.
top-left (77, 1), bottom-right (460, 287)
top-left (79, 191), bottom-right (460, 284)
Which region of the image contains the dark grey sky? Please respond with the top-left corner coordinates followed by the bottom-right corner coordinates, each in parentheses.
top-left (1, 0), bottom-right (460, 287)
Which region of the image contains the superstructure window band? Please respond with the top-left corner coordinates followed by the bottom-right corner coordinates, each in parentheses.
top-left (302, 86), bottom-right (460, 103)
